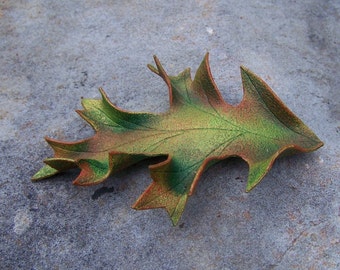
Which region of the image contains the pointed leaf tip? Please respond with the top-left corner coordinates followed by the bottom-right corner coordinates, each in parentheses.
top-left (31, 164), bottom-right (59, 181)
top-left (245, 161), bottom-right (271, 192)
top-left (191, 52), bottom-right (225, 106)
top-left (147, 64), bottom-right (158, 74)
top-left (146, 55), bottom-right (160, 74)
top-left (132, 187), bottom-right (188, 226)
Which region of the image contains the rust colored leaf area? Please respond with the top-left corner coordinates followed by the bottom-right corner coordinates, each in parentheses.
top-left (32, 54), bottom-right (323, 225)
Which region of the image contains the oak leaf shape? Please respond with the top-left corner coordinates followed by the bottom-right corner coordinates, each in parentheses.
top-left (32, 54), bottom-right (323, 225)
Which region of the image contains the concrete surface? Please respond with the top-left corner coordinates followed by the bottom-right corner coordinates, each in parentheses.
top-left (1, 0), bottom-right (339, 269)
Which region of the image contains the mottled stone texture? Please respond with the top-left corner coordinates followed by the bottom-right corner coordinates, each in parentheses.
top-left (0, 1), bottom-right (339, 269)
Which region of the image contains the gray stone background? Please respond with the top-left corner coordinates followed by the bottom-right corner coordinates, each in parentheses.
top-left (1, 1), bottom-right (339, 269)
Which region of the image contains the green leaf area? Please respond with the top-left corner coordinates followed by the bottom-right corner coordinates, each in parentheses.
top-left (32, 54), bottom-right (323, 225)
